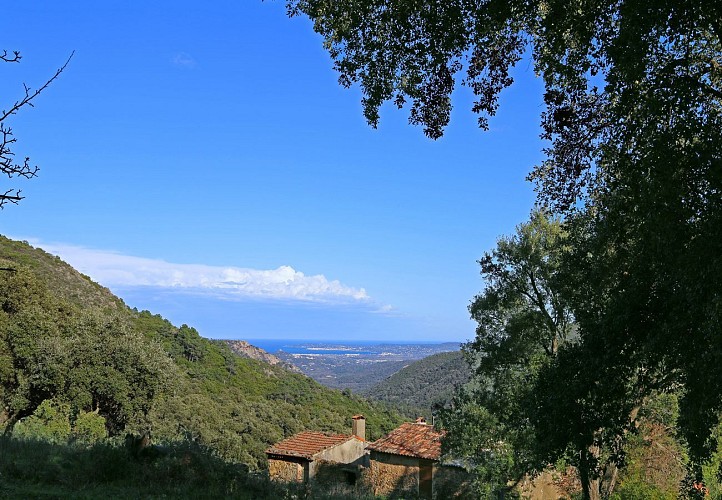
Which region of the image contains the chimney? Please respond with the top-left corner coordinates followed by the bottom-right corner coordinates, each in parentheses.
top-left (352, 415), bottom-right (366, 441)
top-left (415, 416), bottom-right (426, 424)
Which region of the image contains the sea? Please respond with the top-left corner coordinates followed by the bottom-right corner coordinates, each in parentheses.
top-left (243, 338), bottom-right (455, 356)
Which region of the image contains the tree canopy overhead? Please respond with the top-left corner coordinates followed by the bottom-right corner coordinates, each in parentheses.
top-left (287, 0), bottom-right (721, 207)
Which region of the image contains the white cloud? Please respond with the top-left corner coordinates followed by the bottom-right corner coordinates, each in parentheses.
top-left (32, 241), bottom-right (369, 303)
top-left (171, 52), bottom-right (196, 68)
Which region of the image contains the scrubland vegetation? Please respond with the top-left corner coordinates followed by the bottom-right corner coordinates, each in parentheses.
top-left (0, 236), bottom-right (401, 497)
top-left (0, 434), bottom-right (380, 499)
top-left (1, 233), bottom-right (721, 498)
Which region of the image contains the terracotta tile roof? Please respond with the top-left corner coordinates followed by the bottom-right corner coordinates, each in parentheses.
top-left (367, 422), bottom-right (444, 461)
top-left (266, 431), bottom-right (354, 460)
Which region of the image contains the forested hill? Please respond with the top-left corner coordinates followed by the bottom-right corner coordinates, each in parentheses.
top-left (362, 350), bottom-right (471, 419)
top-left (0, 236), bottom-right (124, 312)
top-left (0, 236), bottom-right (402, 470)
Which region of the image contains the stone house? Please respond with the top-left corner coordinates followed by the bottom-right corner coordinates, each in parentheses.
top-left (366, 418), bottom-right (469, 499)
top-left (266, 415), bottom-right (367, 484)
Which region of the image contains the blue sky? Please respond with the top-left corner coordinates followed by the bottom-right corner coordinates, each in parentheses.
top-left (1, 1), bottom-right (544, 342)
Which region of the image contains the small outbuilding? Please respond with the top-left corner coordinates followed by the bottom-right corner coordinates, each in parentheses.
top-left (266, 415), bottom-right (367, 484)
top-left (367, 417), bottom-right (468, 499)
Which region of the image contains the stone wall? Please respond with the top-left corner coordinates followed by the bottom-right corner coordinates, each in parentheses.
top-left (368, 452), bottom-right (420, 498)
top-left (268, 458), bottom-right (303, 482)
top-left (313, 460), bottom-right (353, 486)
top-left (433, 464), bottom-right (473, 499)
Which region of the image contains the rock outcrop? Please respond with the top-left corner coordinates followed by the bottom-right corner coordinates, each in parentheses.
top-left (223, 340), bottom-right (301, 373)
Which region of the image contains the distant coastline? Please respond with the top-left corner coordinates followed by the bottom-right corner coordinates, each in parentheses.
top-left (243, 338), bottom-right (462, 355)
top-left (236, 338), bottom-right (464, 392)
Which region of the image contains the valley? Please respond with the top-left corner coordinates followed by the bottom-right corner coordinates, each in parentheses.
top-left (267, 341), bottom-right (461, 392)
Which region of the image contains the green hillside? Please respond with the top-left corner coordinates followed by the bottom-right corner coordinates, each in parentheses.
top-left (0, 236), bottom-right (124, 312)
top-left (362, 350), bottom-right (471, 419)
top-left (0, 236), bottom-right (402, 470)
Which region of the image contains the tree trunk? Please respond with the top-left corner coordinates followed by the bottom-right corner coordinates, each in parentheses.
top-left (605, 463), bottom-right (619, 498)
top-left (2, 413), bottom-right (17, 436)
top-left (579, 466), bottom-right (602, 500)
top-left (579, 447), bottom-right (603, 500)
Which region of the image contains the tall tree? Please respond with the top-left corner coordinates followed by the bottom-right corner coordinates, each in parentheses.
top-left (287, 1), bottom-right (722, 493)
top-left (439, 212), bottom-right (579, 496)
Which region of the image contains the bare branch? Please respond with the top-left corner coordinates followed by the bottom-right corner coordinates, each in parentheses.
top-left (0, 188), bottom-right (23, 209)
top-left (0, 124), bottom-right (39, 179)
top-left (0, 50), bottom-right (73, 209)
top-left (0, 50), bottom-right (21, 63)
top-left (1, 51), bottom-right (74, 123)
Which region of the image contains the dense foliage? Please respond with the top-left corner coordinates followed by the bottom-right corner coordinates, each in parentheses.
top-left (0, 236), bottom-right (402, 471)
top-left (0, 263), bottom-right (172, 436)
top-left (438, 213), bottom-right (578, 496)
top-left (439, 214), bottom-right (714, 497)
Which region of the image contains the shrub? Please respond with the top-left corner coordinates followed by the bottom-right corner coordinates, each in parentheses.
top-left (13, 399), bottom-right (71, 444)
top-left (73, 410), bottom-right (108, 444)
